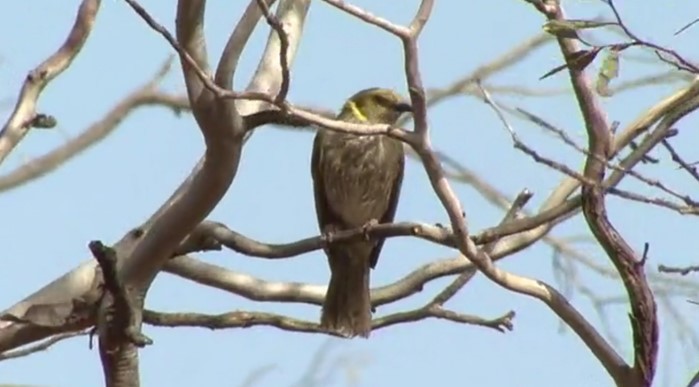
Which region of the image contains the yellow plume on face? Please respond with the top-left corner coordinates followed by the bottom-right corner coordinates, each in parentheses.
top-left (347, 100), bottom-right (368, 122)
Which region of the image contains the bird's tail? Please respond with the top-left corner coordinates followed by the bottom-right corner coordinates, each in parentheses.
top-left (321, 246), bottom-right (372, 338)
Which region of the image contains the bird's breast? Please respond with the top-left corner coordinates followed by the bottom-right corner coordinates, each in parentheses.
top-left (320, 134), bottom-right (402, 227)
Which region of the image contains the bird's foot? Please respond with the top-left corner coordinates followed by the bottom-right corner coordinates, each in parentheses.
top-left (361, 219), bottom-right (380, 241)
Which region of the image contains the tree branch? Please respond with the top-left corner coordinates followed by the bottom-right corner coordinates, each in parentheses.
top-left (0, 0), bottom-right (101, 165)
top-left (0, 0), bottom-right (313, 359)
top-left (661, 139), bottom-right (699, 184)
top-left (536, 2), bottom-right (659, 385)
top-left (0, 330), bottom-right (89, 361)
top-left (142, 305), bottom-right (513, 335)
top-left (0, 57), bottom-right (186, 193)
top-left (238, 0), bottom-right (311, 116)
top-left (90, 241), bottom-right (152, 348)
top-left (214, 0), bottom-right (274, 89)
top-left (254, 0), bottom-right (291, 103)
top-left (91, 0), bottom-right (314, 383)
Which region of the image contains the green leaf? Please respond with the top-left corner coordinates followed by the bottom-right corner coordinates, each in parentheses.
top-left (596, 48), bottom-right (620, 97)
top-left (543, 20), bottom-right (580, 39)
top-left (543, 19), bottom-right (616, 39)
top-left (567, 49), bottom-right (601, 71)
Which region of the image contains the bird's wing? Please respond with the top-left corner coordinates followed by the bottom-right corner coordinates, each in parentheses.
top-left (311, 129), bottom-right (344, 234)
top-left (368, 150), bottom-right (405, 269)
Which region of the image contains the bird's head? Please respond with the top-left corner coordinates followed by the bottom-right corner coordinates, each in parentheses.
top-left (339, 88), bottom-right (413, 124)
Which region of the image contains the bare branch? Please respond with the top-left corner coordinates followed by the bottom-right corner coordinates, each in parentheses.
top-left (254, 0), bottom-right (291, 103)
top-left (183, 216), bottom-right (569, 261)
top-left (0, 0), bottom-right (313, 358)
top-left (142, 305), bottom-right (512, 335)
top-left (489, 101), bottom-right (699, 216)
top-left (517, 107), bottom-right (699, 209)
top-left (144, 309), bottom-right (333, 335)
top-left (162, 253), bottom-right (475, 310)
top-left (0, 58), bottom-right (186, 193)
top-left (488, 76), bottom-right (699, 261)
top-left (605, 0), bottom-right (699, 73)
top-left (239, 0), bottom-right (311, 116)
top-left (320, 0), bottom-right (407, 36)
top-left (214, 0), bottom-right (273, 89)
top-left (538, 2), bottom-right (659, 384)
top-left (408, 0), bottom-right (434, 35)
top-left (0, 330), bottom-right (88, 361)
top-left (662, 139), bottom-right (699, 184)
top-left (658, 265), bottom-right (699, 276)
top-left (283, 105), bottom-right (417, 142)
top-left (675, 17), bottom-right (699, 36)
top-left (371, 307), bottom-right (514, 333)
top-left (92, 0), bottom-right (248, 383)
top-left (473, 68), bottom-right (630, 385)
top-left (428, 190), bottom-right (533, 307)
top-left (0, 0), bottom-right (101, 165)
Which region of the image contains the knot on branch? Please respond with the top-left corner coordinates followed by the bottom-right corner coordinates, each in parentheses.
top-left (89, 240), bottom-right (152, 348)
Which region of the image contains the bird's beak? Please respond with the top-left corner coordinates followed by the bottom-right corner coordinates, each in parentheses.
top-left (394, 102), bottom-right (413, 113)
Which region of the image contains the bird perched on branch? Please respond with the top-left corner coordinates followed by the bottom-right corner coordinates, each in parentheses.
top-left (311, 87), bottom-right (412, 338)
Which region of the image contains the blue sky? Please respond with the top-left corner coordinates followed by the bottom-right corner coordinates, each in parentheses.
top-left (2, 1), bottom-right (699, 386)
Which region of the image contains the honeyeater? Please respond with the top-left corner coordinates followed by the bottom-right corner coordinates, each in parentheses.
top-left (311, 87), bottom-right (412, 338)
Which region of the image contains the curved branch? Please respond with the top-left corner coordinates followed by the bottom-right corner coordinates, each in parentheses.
top-left (215, 0), bottom-right (274, 89)
top-left (0, 0), bottom-right (101, 165)
top-left (162, 254), bottom-right (471, 308)
top-left (95, 0), bottom-right (245, 383)
top-left (174, 0), bottom-right (212, 107)
top-left (0, 330), bottom-right (89, 361)
top-left (239, 0), bottom-right (311, 116)
top-left (254, 0), bottom-right (291, 103)
top-left (544, 4), bottom-right (661, 385)
top-left (201, 220), bottom-right (452, 257)
top-left (478, 72), bottom-right (630, 387)
top-left (1, 0), bottom-right (314, 358)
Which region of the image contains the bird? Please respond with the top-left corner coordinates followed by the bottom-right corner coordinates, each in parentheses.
top-left (310, 87), bottom-right (412, 338)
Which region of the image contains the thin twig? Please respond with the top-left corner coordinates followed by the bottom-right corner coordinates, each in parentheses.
top-left (0, 330), bottom-right (89, 361)
top-left (606, 0), bottom-right (699, 73)
top-left (255, 0), bottom-right (290, 103)
top-left (662, 139), bottom-right (699, 184)
top-left (658, 264), bottom-right (699, 276)
top-left (517, 107), bottom-right (699, 207)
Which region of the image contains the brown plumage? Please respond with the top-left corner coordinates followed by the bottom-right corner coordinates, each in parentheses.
top-left (311, 88), bottom-right (411, 338)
